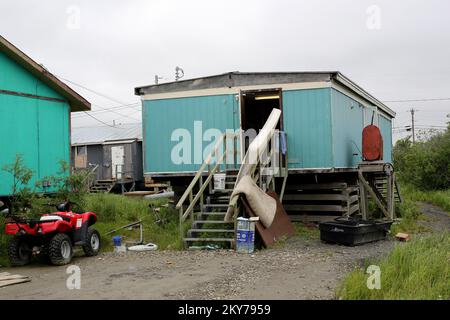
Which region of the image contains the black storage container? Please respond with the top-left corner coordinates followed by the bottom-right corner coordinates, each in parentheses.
top-left (319, 218), bottom-right (392, 246)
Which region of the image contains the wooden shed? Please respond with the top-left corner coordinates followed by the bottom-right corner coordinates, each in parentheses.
top-left (71, 123), bottom-right (143, 191)
top-left (0, 36), bottom-right (90, 197)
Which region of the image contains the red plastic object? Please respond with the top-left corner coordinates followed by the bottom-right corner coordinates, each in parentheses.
top-left (362, 125), bottom-right (383, 161)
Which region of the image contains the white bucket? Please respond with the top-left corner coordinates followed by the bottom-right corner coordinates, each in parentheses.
top-left (213, 173), bottom-right (226, 190)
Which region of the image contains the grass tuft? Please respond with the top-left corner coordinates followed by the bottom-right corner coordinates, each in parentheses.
top-left (336, 233), bottom-right (450, 300)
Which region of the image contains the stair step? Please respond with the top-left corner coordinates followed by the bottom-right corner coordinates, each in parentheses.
top-left (189, 229), bottom-right (235, 233)
top-left (184, 238), bottom-right (234, 242)
top-left (204, 204), bottom-right (230, 208)
top-left (211, 189), bottom-right (233, 194)
top-left (196, 212), bottom-right (226, 216)
top-left (193, 220), bottom-right (233, 225)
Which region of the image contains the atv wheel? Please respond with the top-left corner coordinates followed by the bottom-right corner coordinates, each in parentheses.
top-left (48, 233), bottom-right (73, 265)
top-left (83, 227), bottom-right (101, 256)
top-left (8, 237), bottom-right (31, 266)
top-left (36, 243), bottom-right (50, 264)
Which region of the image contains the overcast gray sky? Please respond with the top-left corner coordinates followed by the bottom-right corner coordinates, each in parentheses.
top-left (1, 0), bottom-right (449, 141)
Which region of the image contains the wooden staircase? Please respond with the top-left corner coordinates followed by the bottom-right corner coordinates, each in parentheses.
top-left (176, 109), bottom-right (287, 250)
top-left (183, 172), bottom-right (237, 248)
top-left (90, 180), bottom-right (115, 193)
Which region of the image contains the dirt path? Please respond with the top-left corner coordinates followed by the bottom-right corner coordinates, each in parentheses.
top-left (0, 203), bottom-right (448, 300)
top-left (417, 202), bottom-right (450, 233)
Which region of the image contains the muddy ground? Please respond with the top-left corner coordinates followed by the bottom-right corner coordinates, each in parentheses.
top-left (0, 203), bottom-right (448, 300)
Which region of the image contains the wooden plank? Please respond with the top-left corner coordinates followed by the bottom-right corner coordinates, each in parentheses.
top-left (0, 274), bottom-right (29, 281)
top-left (284, 204), bottom-right (347, 212)
top-left (358, 172), bottom-right (390, 218)
top-left (0, 278), bottom-right (30, 288)
top-left (348, 204), bottom-right (360, 215)
top-left (348, 194), bottom-right (359, 204)
top-left (285, 182), bottom-right (348, 190)
top-left (359, 179), bottom-right (368, 219)
top-left (283, 194), bottom-right (347, 201)
top-left (346, 186), bottom-right (359, 193)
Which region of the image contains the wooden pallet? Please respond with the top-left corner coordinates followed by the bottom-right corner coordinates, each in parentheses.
top-left (283, 182), bottom-right (359, 222)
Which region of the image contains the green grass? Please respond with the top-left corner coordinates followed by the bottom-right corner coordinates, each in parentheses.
top-left (292, 222), bottom-right (319, 239)
top-left (336, 233), bottom-right (450, 300)
top-left (84, 193), bottom-right (182, 251)
top-left (401, 184), bottom-right (450, 213)
top-left (0, 193), bottom-right (182, 267)
top-left (391, 197), bottom-right (427, 235)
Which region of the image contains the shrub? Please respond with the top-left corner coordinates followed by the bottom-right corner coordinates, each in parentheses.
top-left (393, 126), bottom-right (450, 190)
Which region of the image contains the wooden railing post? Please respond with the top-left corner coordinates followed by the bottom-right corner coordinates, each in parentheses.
top-left (179, 206), bottom-right (183, 241)
top-left (199, 175), bottom-right (204, 214)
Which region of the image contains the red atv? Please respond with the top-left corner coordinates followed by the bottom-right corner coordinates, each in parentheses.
top-left (1, 200), bottom-right (101, 266)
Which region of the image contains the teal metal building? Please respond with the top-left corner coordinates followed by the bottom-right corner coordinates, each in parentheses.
top-left (135, 72), bottom-right (395, 178)
top-left (0, 36), bottom-right (90, 196)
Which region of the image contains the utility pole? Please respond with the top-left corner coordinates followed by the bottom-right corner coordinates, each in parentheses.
top-left (410, 108), bottom-right (416, 143)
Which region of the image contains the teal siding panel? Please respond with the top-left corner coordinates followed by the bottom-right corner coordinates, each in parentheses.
top-left (0, 51), bottom-right (63, 99)
top-left (282, 88), bottom-right (333, 168)
top-left (378, 115), bottom-right (393, 163)
top-left (331, 89), bottom-right (364, 168)
top-left (0, 51), bottom-right (72, 195)
top-left (143, 95), bottom-right (237, 173)
top-left (0, 94), bottom-right (39, 195)
top-left (37, 100), bottom-right (70, 180)
top-left (0, 94), bottom-right (70, 195)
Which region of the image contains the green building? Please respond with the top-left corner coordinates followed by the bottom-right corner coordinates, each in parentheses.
top-left (0, 36), bottom-right (90, 196)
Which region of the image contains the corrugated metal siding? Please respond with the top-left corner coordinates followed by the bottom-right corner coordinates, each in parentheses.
top-left (378, 115), bottom-right (393, 163)
top-left (0, 52), bottom-right (63, 99)
top-left (0, 52), bottom-right (70, 196)
top-left (331, 89), bottom-right (364, 168)
top-left (143, 94), bottom-right (237, 173)
top-left (71, 123), bottom-right (142, 145)
top-left (282, 88), bottom-right (333, 168)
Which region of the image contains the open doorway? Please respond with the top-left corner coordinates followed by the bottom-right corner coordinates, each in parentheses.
top-left (240, 88), bottom-right (283, 154)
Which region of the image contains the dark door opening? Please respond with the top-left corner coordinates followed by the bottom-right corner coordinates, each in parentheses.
top-left (240, 89), bottom-right (283, 153)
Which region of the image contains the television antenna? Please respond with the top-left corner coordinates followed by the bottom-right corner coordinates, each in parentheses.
top-left (175, 66), bottom-right (184, 81)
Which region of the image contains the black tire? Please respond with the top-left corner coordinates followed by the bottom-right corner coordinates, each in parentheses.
top-left (36, 243), bottom-right (50, 264)
top-left (8, 237), bottom-right (31, 266)
top-left (48, 233), bottom-right (73, 266)
top-left (83, 227), bottom-right (101, 257)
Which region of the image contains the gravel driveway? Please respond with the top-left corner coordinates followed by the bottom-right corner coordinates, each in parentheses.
top-left (0, 203), bottom-right (447, 300)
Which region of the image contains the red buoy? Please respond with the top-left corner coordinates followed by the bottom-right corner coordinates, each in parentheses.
top-left (362, 125), bottom-right (383, 161)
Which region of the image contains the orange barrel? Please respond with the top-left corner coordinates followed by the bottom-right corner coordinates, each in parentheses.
top-left (362, 125), bottom-right (383, 161)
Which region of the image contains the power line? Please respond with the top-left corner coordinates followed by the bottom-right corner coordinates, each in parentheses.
top-left (81, 111), bottom-right (119, 128)
top-left (57, 75), bottom-right (127, 105)
top-left (71, 102), bottom-right (141, 119)
top-left (56, 75), bottom-right (141, 121)
top-left (72, 121), bottom-right (141, 129)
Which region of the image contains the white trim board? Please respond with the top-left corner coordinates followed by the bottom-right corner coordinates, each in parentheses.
top-left (331, 82), bottom-right (395, 118)
top-left (140, 81), bottom-right (331, 101)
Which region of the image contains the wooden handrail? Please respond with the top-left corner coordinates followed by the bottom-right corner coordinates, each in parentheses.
top-left (176, 133), bottom-right (226, 210)
top-left (177, 132), bottom-right (239, 239)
